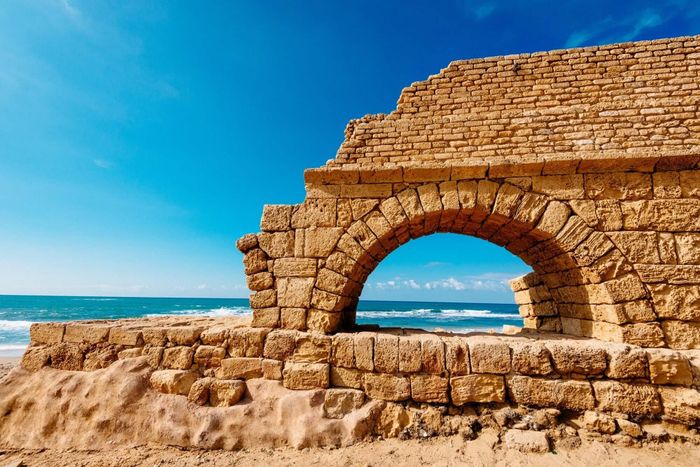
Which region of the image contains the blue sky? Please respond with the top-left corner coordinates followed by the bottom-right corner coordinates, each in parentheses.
top-left (0, 1), bottom-right (698, 302)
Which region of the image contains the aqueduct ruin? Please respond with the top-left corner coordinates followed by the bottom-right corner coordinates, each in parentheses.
top-left (240, 34), bottom-right (700, 351)
top-left (16, 36), bottom-right (700, 436)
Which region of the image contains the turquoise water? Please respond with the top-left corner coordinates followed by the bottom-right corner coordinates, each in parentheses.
top-left (0, 295), bottom-right (522, 356)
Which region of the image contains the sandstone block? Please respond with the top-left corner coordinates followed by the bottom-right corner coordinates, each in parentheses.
top-left (662, 320), bottom-right (700, 350)
top-left (450, 374), bottom-right (505, 405)
top-left (188, 377), bottom-right (213, 405)
top-left (209, 379), bottom-right (247, 407)
top-left (243, 248), bottom-right (268, 274)
top-left (229, 327), bottom-right (269, 358)
top-left (398, 335), bottom-right (422, 373)
top-left (331, 333), bottom-right (355, 368)
top-left (592, 381), bottom-right (661, 416)
top-left (410, 374), bottom-right (449, 403)
top-left (647, 349), bottom-right (693, 386)
top-left (507, 376), bottom-right (595, 410)
top-left (330, 366), bottom-right (364, 389)
top-left (281, 308), bottom-right (307, 330)
top-left (283, 362), bottom-right (329, 389)
top-left (49, 343), bottom-right (84, 370)
top-left (108, 327), bottom-right (143, 346)
top-left (142, 328), bottom-right (167, 346)
top-left (277, 277), bottom-right (315, 308)
top-left (246, 271), bottom-right (274, 291)
top-left (63, 324), bottom-right (110, 344)
top-left (236, 233), bottom-right (258, 253)
top-left (303, 227), bottom-right (344, 257)
top-left (29, 323), bottom-right (64, 345)
top-left (250, 289), bottom-right (277, 309)
top-left (166, 326), bottom-right (204, 346)
top-left (658, 386), bottom-right (700, 425)
top-left (606, 346), bottom-right (647, 379)
top-left (374, 334), bottom-right (399, 373)
top-left (117, 347), bottom-right (143, 360)
top-left (445, 337), bottom-right (469, 375)
top-left (306, 309), bottom-right (343, 333)
top-left (252, 307), bottom-right (280, 328)
top-left (257, 231), bottom-right (295, 258)
top-left (469, 340), bottom-right (510, 374)
top-left (650, 284), bottom-right (700, 321)
top-left (260, 204), bottom-right (292, 231)
top-left (150, 370), bottom-right (198, 396)
top-left (262, 329), bottom-right (297, 360)
top-left (216, 357), bottom-right (263, 379)
top-left (324, 388), bottom-right (365, 418)
top-left (582, 411), bottom-right (616, 434)
top-left (273, 258), bottom-right (317, 277)
top-left (363, 373), bottom-right (410, 401)
top-left (546, 342), bottom-right (607, 375)
top-left (617, 419), bottom-right (643, 438)
top-left (511, 342), bottom-right (553, 376)
top-left (262, 359), bottom-right (283, 380)
top-left (292, 334), bottom-right (331, 363)
top-left (194, 345), bottom-right (226, 368)
top-left (354, 332), bottom-right (375, 371)
top-left (291, 199), bottom-right (336, 228)
top-left (20, 346), bottom-right (51, 371)
top-left (421, 336), bottom-right (445, 374)
top-left (143, 346), bottom-right (163, 368)
top-left (162, 346), bottom-right (195, 370)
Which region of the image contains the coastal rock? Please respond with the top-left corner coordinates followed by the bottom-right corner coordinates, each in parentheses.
top-left (150, 370), bottom-right (198, 395)
top-left (323, 388), bottom-right (365, 418)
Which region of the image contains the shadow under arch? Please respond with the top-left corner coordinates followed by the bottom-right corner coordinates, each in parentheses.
top-left (311, 181), bottom-right (654, 344)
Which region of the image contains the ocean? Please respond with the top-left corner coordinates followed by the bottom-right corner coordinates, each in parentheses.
top-left (0, 295), bottom-right (522, 357)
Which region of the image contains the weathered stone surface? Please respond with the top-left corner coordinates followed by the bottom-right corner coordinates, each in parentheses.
top-left (216, 357), bottom-right (263, 380)
top-left (162, 346), bottom-right (194, 370)
top-left (323, 388), bottom-right (364, 418)
top-left (150, 370), bottom-right (198, 396)
top-left (606, 346), bottom-right (647, 379)
top-left (263, 329), bottom-right (297, 360)
top-left (229, 327), bottom-right (269, 358)
top-left (261, 204), bottom-right (292, 231)
top-left (166, 326), bottom-right (204, 346)
top-left (262, 359), bottom-right (283, 380)
top-left (647, 349), bottom-right (693, 386)
top-left (187, 377), bottom-right (213, 406)
top-left (398, 335), bottom-right (422, 373)
top-left (451, 374), bottom-right (505, 405)
top-left (374, 334), bottom-right (399, 374)
top-left (292, 334), bottom-right (331, 363)
top-left (363, 373), bottom-right (410, 401)
top-left (29, 323), bottom-right (65, 345)
top-left (410, 374), bottom-right (449, 403)
top-left (546, 342), bottom-right (607, 375)
top-left (582, 411), bottom-right (616, 434)
top-left (209, 380), bottom-right (247, 407)
top-left (194, 345), bottom-right (225, 369)
top-left (63, 324), bottom-right (110, 344)
top-left (592, 381), bottom-right (661, 416)
top-left (508, 376), bottom-right (595, 410)
top-left (503, 430), bottom-right (550, 453)
top-left (330, 366), bottom-right (363, 389)
top-left (469, 340), bottom-right (511, 374)
top-left (420, 336), bottom-right (445, 374)
top-left (445, 337), bottom-right (469, 376)
top-left (658, 386), bottom-right (700, 425)
top-left (20, 346), bottom-right (51, 371)
top-left (283, 362), bottom-right (329, 390)
top-left (511, 342), bottom-right (553, 376)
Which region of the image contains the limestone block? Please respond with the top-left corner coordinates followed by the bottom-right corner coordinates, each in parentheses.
top-left (606, 346), bottom-right (647, 379)
top-left (331, 333), bottom-right (355, 368)
top-left (469, 340), bottom-right (511, 374)
top-left (143, 346), bottom-right (163, 368)
top-left (188, 377), bottom-right (213, 406)
top-left (246, 271), bottom-right (274, 291)
top-left (374, 334), bottom-right (399, 373)
top-left (584, 173), bottom-right (651, 200)
top-left (330, 366), bottom-right (364, 389)
top-left (166, 326), bottom-right (204, 346)
top-left (20, 346), bottom-right (51, 371)
top-left (532, 174), bottom-right (584, 199)
top-left (229, 327), bottom-right (269, 358)
top-left (150, 370), bottom-right (198, 396)
top-left (475, 180), bottom-right (499, 213)
top-left (403, 166), bottom-right (450, 182)
top-left (262, 359), bottom-right (283, 380)
top-left (457, 180), bottom-right (478, 210)
top-left (252, 307), bottom-right (280, 328)
top-left (209, 380), bottom-right (247, 407)
top-left (511, 342), bottom-right (553, 376)
top-left (354, 332), bottom-right (375, 371)
top-left (263, 329), bottom-right (297, 360)
top-left (162, 346), bottom-right (194, 370)
top-left (662, 320), bottom-right (700, 350)
top-left (63, 324), bottom-right (110, 344)
top-left (49, 343), bottom-right (84, 370)
top-left (84, 347), bottom-right (118, 371)
top-left (316, 268), bottom-right (353, 296)
top-left (503, 430), bottom-right (549, 453)
top-left (194, 345), bottom-right (226, 368)
top-left (379, 197), bottom-right (409, 228)
top-left (281, 308), bottom-right (306, 330)
top-left (651, 284), bottom-right (700, 321)
top-left (340, 183), bottom-right (392, 198)
top-left (277, 277), bottom-right (314, 308)
top-left (609, 232), bottom-right (660, 264)
top-left (652, 171), bottom-right (681, 198)
top-left (351, 199), bottom-right (379, 220)
top-left (513, 192), bottom-right (548, 226)
top-left (398, 335), bottom-right (422, 373)
top-left (621, 200), bottom-right (700, 231)
top-left (451, 164), bottom-right (487, 180)
top-left (118, 348), bottom-right (143, 360)
top-left (108, 328), bottom-right (143, 346)
top-left (363, 373), bottom-right (410, 401)
top-left (258, 231), bottom-right (294, 258)
top-left (592, 381), bottom-right (661, 415)
top-left (647, 349), bottom-right (693, 386)
top-left (292, 334), bottom-right (331, 363)
top-left (142, 328), bottom-right (167, 346)
top-left (450, 374), bottom-right (505, 405)
top-left (680, 170), bottom-right (700, 197)
top-left (359, 167), bottom-right (402, 183)
top-left (546, 342), bottom-right (607, 375)
top-left (445, 337), bottom-right (469, 375)
top-left (617, 419), bottom-right (643, 438)
top-left (260, 204), bottom-right (292, 231)
top-left (534, 201), bottom-right (570, 237)
top-left (658, 386), bottom-right (700, 425)
top-left (507, 376), bottom-right (595, 410)
top-left (243, 248), bottom-right (268, 274)
top-left (291, 199), bottom-right (336, 228)
top-left (621, 322), bottom-right (665, 348)
top-left (303, 227), bottom-right (343, 257)
top-left (420, 335), bottom-right (445, 374)
top-left (236, 233), bottom-right (258, 253)
top-left (283, 362), bottom-right (329, 389)
top-left (216, 357), bottom-right (263, 379)
top-left (323, 388), bottom-right (365, 418)
top-left (29, 323), bottom-right (64, 345)
top-left (250, 289), bottom-right (277, 309)
top-left (274, 258), bottom-right (317, 277)
top-left (306, 309), bottom-right (342, 333)
top-left (582, 411), bottom-right (616, 434)
top-left (410, 374), bottom-right (449, 403)
top-left (491, 183), bottom-right (523, 221)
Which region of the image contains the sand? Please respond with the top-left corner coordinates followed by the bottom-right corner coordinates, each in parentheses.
top-left (1, 357), bottom-right (699, 466)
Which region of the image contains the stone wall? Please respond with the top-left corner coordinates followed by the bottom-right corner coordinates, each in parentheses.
top-left (21, 319), bottom-right (700, 428)
top-left (239, 35), bottom-right (700, 349)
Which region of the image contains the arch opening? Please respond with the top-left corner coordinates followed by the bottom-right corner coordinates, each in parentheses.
top-left (355, 234), bottom-right (530, 333)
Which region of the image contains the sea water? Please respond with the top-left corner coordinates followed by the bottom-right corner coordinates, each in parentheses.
top-left (0, 295), bottom-right (522, 357)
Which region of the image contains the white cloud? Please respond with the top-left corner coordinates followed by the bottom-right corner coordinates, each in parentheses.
top-left (458, 1), bottom-right (497, 21)
top-left (403, 279), bottom-right (421, 289)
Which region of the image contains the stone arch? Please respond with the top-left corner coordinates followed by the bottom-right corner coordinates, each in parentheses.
top-left (305, 181), bottom-right (656, 346)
